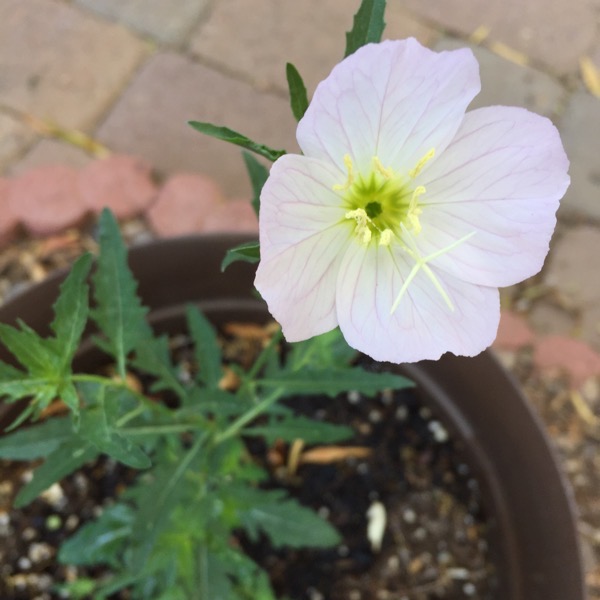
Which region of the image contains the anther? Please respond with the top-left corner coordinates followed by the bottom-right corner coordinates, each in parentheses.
top-left (345, 208), bottom-right (372, 245)
top-left (333, 154), bottom-right (355, 191)
top-left (373, 156), bottom-right (394, 179)
top-left (409, 148), bottom-right (435, 178)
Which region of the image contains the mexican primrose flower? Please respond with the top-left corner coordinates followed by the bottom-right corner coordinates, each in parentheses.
top-left (254, 38), bottom-right (570, 364)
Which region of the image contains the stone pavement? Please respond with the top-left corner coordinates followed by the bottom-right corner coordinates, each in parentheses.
top-left (1, 0), bottom-right (600, 588)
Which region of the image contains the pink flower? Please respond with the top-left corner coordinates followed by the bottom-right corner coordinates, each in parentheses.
top-left (254, 39), bottom-right (569, 363)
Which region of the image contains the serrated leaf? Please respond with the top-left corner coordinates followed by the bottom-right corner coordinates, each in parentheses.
top-left (187, 305), bottom-right (222, 390)
top-left (188, 122), bottom-right (286, 162)
top-left (182, 388), bottom-right (245, 418)
top-left (259, 367), bottom-right (413, 397)
top-left (0, 416), bottom-right (72, 459)
top-left (242, 151), bottom-right (269, 216)
top-left (0, 321), bottom-right (60, 376)
top-left (345, 0), bottom-right (386, 57)
top-left (59, 503), bottom-right (134, 567)
top-left (240, 489), bottom-right (340, 548)
top-left (14, 438), bottom-right (97, 508)
top-left (221, 241), bottom-right (260, 272)
top-left (286, 62), bottom-right (309, 122)
top-left (133, 335), bottom-right (185, 400)
top-left (78, 384), bottom-right (151, 469)
top-left (286, 328), bottom-right (357, 370)
top-left (243, 415), bottom-right (353, 444)
top-left (92, 209), bottom-right (151, 378)
top-left (50, 253), bottom-right (93, 370)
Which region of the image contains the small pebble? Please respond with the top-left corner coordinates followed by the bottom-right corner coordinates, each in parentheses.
top-left (17, 557), bottom-right (32, 570)
top-left (45, 515), bottom-right (62, 531)
top-left (368, 409), bottom-right (383, 423)
top-left (428, 420), bottom-right (449, 443)
top-left (22, 527), bottom-right (37, 541)
top-left (65, 515), bottom-right (79, 531)
top-left (347, 390), bottom-right (361, 404)
top-left (40, 483), bottom-right (66, 509)
top-left (357, 462), bottom-right (369, 475)
top-left (317, 506), bottom-right (330, 519)
top-left (463, 582), bottom-right (477, 595)
top-left (413, 527), bottom-right (427, 541)
top-left (307, 587), bottom-right (324, 600)
top-left (403, 508), bottom-right (417, 524)
top-left (395, 405), bottom-right (408, 421)
top-left (28, 542), bottom-right (53, 563)
top-left (419, 406), bottom-right (432, 419)
top-left (338, 544), bottom-right (350, 557)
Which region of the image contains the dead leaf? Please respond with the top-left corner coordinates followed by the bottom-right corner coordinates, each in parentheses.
top-left (580, 56), bottom-right (600, 98)
top-left (299, 445), bottom-right (371, 464)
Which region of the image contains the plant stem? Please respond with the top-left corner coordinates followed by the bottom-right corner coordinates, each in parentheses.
top-left (214, 387), bottom-right (284, 444)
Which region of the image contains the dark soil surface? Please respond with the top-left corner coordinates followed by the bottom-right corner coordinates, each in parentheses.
top-left (0, 325), bottom-right (498, 600)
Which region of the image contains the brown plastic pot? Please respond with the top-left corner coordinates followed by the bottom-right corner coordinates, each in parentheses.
top-left (0, 234), bottom-right (585, 600)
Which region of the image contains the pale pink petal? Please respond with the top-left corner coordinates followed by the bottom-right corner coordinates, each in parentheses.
top-left (335, 242), bottom-right (500, 363)
top-left (416, 106), bottom-right (570, 287)
top-left (297, 38), bottom-right (480, 175)
top-left (255, 154), bottom-right (350, 341)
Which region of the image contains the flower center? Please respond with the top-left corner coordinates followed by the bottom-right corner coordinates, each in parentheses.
top-left (334, 153), bottom-right (433, 246)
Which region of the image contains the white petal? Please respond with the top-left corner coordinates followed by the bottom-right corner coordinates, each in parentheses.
top-left (297, 39), bottom-right (480, 175)
top-left (255, 154), bottom-right (350, 341)
top-left (335, 241), bottom-right (500, 363)
top-left (418, 106), bottom-right (570, 287)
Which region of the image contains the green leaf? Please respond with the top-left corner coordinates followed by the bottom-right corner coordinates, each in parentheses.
top-left (286, 328), bottom-right (357, 371)
top-left (187, 305), bottom-right (222, 390)
top-left (243, 415), bottom-right (353, 445)
top-left (0, 321), bottom-right (60, 376)
top-left (50, 253), bottom-right (93, 371)
top-left (286, 63), bottom-right (309, 122)
top-left (14, 438), bottom-right (97, 508)
top-left (240, 489), bottom-right (340, 548)
top-left (91, 209), bottom-right (151, 378)
top-left (78, 384), bottom-right (151, 469)
top-left (133, 335), bottom-right (186, 401)
top-left (242, 151), bottom-right (269, 216)
top-left (59, 503), bottom-right (134, 567)
top-left (182, 388), bottom-right (246, 418)
top-left (259, 367), bottom-right (413, 397)
top-left (0, 416), bottom-right (72, 459)
top-left (345, 0), bottom-right (387, 57)
top-left (221, 241), bottom-right (260, 272)
top-left (188, 122), bottom-right (286, 162)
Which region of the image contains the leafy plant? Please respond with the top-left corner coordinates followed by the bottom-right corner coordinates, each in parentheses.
top-left (0, 2), bottom-right (403, 598)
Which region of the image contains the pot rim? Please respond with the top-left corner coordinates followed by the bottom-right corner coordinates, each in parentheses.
top-left (0, 233), bottom-right (586, 600)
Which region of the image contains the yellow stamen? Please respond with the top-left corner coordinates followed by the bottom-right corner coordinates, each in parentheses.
top-left (390, 227), bottom-right (477, 315)
top-left (409, 148), bottom-right (435, 178)
top-left (379, 229), bottom-right (393, 246)
top-left (345, 208), bottom-right (372, 245)
top-left (407, 186), bottom-right (426, 234)
top-left (333, 154), bottom-right (355, 191)
top-left (373, 156), bottom-right (394, 179)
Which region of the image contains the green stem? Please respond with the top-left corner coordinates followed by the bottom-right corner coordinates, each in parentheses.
top-left (214, 387), bottom-right (284, 444)
top-left (120, 424), bottom-right (198, 436)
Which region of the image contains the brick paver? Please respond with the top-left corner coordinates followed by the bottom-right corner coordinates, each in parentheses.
top-left (7, 165), bottom-right (89, 236)
top-left (399, 0), bottom-right (596, 76)
top-left (76, 0), bottom-right (210, 46)
top-left (96, 53), bottom-right (298, 197)
top-left (0, 0), bottom-right (148, 131)
top-left (0, 112), bottom-right (33, 172)
top-left (434, 38), bottom-right (567, 118)
top-left (558, 91), bottom-right (600, 220)
top-left (544, 226), bottom-right (600, 351)
top-left (79, 155), bottom-right (157, 219)
top-left (190, 0), bottom-right (438, 97)
top-left (146, 173), bottom-right (225, 237)
top-left (9, 139), bottom-right (93, 176)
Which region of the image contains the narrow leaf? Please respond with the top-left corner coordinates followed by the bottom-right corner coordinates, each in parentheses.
top-left (242, 151), bottom-right (269, 216)
top-left (92, 209), bottom-right (151, 378)
top-left (188, 122), bottom-right (286, 162)
top-left (0, 322), bottom-right (59, 375)
top-left (14, 439), bottom-right (97, 508)
top-left (259, 367), bottom-right (413, 397)
top-left (244, 415), bottom-right (353, 444)
top-left (133, 336), bottom-right (186, 400)
top-left (286, 63), bottom-right (309, 121)
top-left (50, 253), bottom-right (93, 370)
top-left (187, 306), bottom-right (222, 390)
top-left (221, 241), bottom-right (260, 272)
top-left (58, 503), bottom-right (134, 567)
top-left (0, 416), bottom-right (72, 459)
top-left (241, 489), bottom-right (340, 548)
top-left (345, 0), bottom-right (387, 57)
